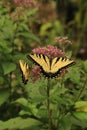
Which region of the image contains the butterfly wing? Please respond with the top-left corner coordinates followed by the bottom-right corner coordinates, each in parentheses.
top-left (51, 57), bottom-right (75, 75)
top-left (19, 60), bottom-right (30, 84)
top-left (28, 54), bottom-right (51, 76)
top-left (28, 54), bottom-right (75, 78)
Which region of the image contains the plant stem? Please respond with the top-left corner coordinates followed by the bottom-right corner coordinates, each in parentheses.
top-left (47, 78), bottom-right (52, 130)
top-left (9, 73), bottom-right (13, 102)
top-left (75, 78), bottom-right (87, 102)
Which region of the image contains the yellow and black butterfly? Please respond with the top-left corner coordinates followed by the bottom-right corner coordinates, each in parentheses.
top-left (19, 60), bottom-right (30, 84)
top-left (27, 53), bottom-right (75, 78)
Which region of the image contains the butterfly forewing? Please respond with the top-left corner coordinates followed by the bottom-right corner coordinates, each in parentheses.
top-left (42, 55), bottom-right (51, 72)
top-left (29, 54), bottom-right (50, 72)
top-left (29, 54), bottom-right (43, 66)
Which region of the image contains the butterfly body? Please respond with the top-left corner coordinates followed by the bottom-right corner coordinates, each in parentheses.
top-left (27, 53), bottom-right (75, 78)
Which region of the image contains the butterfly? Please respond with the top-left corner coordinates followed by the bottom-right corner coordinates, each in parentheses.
top-left (19, 60), bottom-right (30, 84)
top-left (27, 53), bottom-right (75, 78)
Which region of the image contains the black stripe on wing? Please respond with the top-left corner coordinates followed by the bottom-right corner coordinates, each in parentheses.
top-left (27, 53), bottom-right (42, 67)
top-left (22, 73), bottom-right (28, 84)
top-left (27, 54), bottom-right (75, 78)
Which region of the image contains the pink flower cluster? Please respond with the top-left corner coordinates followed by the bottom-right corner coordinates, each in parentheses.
top-left (32, 45), bottom-right (65, 58)
top-left (55, 36), bottom-right (72, 45)
top-left (14, 0), bottom-right (36, 8)
top-left (32, 66), bottom-right (40, 82)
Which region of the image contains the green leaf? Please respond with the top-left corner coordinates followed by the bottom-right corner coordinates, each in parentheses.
top-left (17, 32), bottom-right (41, 44)
top-left (54, 20), bottom-right (64, 35)
top-left (0, 41), bottom-right (12, 54)
top-left (71, 116), bottom-right (87, 128)
top-left (14, 98), bottom-right (28, 107)
top-left (66, 51), bottom-right (73, 58)
top-left (19, 110), bottom-right (32, 116)
top-left (0, 15), bottom-right (14, 39)
top-left (0, 117), bottom-right (41, 130)
top-left (1, 62), bottom-right (16, 75)
top-left (13, 98), bottom-right (38, 117)
top-left (74, 101), bottom-right (87, 112)
top-left (65, 66), bottom-right (81, 84)
top-left (40, 22), bottom-right (52, 36)
top-left (59, 115), bottom-right (72, 130)
top-left (0, 88), bottom-right (10, 106)
top-left (27, 8), bottom-right (38, 16)
top-left (83, 60), bottom-right (87, 72)
top-left (73, 111), bottom-right (87, 120)
top-left (13, 53), bottom-right (27, 62)
top-left (37, 107), bottom-right (47, 119)
top-left (0, 76), bottom-right (4, 84)
top-left (25, 80), bottom-right (47, 103)
top-left (18, 23), bottom-right (29, 31)
top-left (75, 101), bottom-right (87, 108)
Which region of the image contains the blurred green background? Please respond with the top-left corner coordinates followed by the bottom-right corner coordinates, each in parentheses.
top-left (0, 0), bottom-right (87, 130)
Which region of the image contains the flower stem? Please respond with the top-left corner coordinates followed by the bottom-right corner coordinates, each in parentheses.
top-left (47, 78), bottom-right (52, 130)
top-left (75, 78), bottom-right (87, 102)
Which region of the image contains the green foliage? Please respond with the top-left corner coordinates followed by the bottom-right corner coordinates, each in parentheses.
top-left (59, 114), bottom-right (72, 130)
top-left (1, 62), bottom-right (16, 75)
top-left (0, 0), bottom-right (87, 130)
top-left (73, 112), bottom-right (87, 120)
top-left (39, 20), bottom-right (64, 44)
top-left (0, 117), bottom-right (41, 130)
top-left (72, 101), bottom-right (87, 120)
top-left (0, 88), bottom-right (10, 106)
